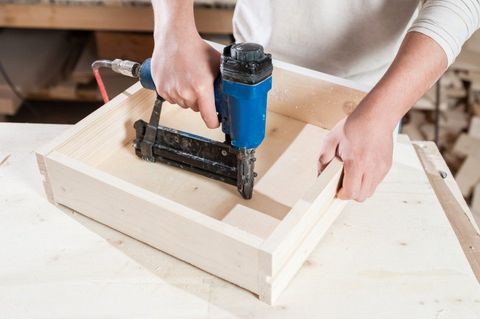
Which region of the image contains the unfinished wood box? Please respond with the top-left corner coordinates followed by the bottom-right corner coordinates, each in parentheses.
top-left (36, 59), bottom-right (366, 304)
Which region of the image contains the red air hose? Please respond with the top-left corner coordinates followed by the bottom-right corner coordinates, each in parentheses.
top-left (91, 60), bottom-right (114, 104)
top-left (93, 68), bottom-right (109, 104)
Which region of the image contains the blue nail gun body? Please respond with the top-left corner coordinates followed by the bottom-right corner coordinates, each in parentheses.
top-left (100, 43), bottom-right (273, 199)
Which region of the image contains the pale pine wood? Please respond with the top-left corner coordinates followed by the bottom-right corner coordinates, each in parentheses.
top-left (258, 158), bottom-right (344, 303)
top-left (473, 184), bottom-right (480, 225)
top-left (45, 150), bottom-right (264, 292)
top-left (4, 123), bottom-right (480, 317)
top-left (222, 205), bottom-right (281, 239)
top-left (469, 116), bottom-right (480, 139)
top-left (413, 141), bottom-right (480, 281)
top-left (456, 156), bottom-right (480, 197)
top-left (453, 133), bottom-right (480, 158)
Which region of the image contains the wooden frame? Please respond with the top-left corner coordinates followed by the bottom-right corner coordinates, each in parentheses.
top-left (0, 4), bottom-right (234, 34)
top-left (36, 57), bottom-right (366, 304)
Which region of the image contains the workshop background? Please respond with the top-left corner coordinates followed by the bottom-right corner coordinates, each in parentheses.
top-left (0, 0), bottom-right (479, 221)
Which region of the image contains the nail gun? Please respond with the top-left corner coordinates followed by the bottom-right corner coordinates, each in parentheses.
top-left (91, 43), bottom-right (273, 199)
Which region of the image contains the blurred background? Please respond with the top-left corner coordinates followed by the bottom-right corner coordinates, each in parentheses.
top-left (0, 0), bottom-right (479, 214)
top-left (0, 0), bottom-right (236, 124)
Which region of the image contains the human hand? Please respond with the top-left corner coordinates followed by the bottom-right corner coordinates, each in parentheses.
top-left (317, 115), bottom-right (394, 202)
top-left (151, 25), bottom-right (221, 128)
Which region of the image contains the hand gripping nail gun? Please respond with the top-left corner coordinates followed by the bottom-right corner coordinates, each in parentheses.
top-left (92, 43), bottom-right (273, 199)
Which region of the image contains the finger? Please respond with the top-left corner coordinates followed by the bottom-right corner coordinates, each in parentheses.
top-left (337, 160), bottom-right (363, 200)
top-left (356, 174), bottom-right (374, 202)
top-left (168, 89), bottom-right (189, 109)
top-left (317, 138), bottom-right (338, 173)
top-left (158, 87), bottom-right (179, 106)
top-left (181, 94), bottom-right (199, 111)
top-left (177, 88), bottom-right (197, 110)
top-left (197, 90), bottom-right (219, 128)
top-left (190, 103), bottom-right (200, 112)
top-left (159, 92), bottom-right (175, 105)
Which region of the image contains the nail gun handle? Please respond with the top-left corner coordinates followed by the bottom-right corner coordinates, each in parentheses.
top-left (139, 58), bottom-right (228, 133)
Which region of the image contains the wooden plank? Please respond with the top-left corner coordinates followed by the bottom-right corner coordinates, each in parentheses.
top-left (469, 116), bottom-right (480, 139)
top-left (45, 151), bottom-right (264, 293)
top-left (401, 123), bottom-right (424, 140)
top-left (414, 85), bottom-right (447, 110)
top-left (0, 4), bottom-right (233, 34)
top-left (260, 198), bottom-right (347, 304)
top-left (259, 158), bottom-right (344, 304)
top-left (0, 94), bottom-right (22, 116)
top-left (222, 205), bottom-right (280, 239)
top-left (95, 31), bottom-right (154, 62)
top-left (440, 109), bottom-right (469, 134)
top-left (268, 65), bottom-right (366, 130)
top-left (456, 156), bottom-right (480, 197)
top-left (413, 141), bottom-right (480, 281)
top-left (453, 133), bottom-right (480, 158)
top-left (472, 184), bottom-right (480, 225)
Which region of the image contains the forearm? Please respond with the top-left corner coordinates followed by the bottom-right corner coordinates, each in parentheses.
top-left (351, 0), bottom-right (480, 131)
top-left (152, 0), bottom-right (196, 38)
top-left (349, 32), bottom-right (447, 131)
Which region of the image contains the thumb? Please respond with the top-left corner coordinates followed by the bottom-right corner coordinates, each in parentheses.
top-left (318, 137), bottom-right (338, 174)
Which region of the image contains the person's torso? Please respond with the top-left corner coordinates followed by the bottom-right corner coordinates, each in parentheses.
top-left (233, 0), bottom-right (420, 87)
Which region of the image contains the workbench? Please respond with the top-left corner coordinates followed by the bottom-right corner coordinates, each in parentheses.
top-left (1, 122), bottom-right (480, 318)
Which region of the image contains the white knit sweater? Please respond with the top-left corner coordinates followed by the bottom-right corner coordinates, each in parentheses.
top-left (233, 0), bottom-right (480, 86)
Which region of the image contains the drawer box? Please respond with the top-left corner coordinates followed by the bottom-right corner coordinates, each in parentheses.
top-left (36, 59), bottom-right (365, 304)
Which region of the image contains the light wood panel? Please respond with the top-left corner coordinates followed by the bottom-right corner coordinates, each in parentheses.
top-left (413, 141), bottom-right (480, 281)
top-left (4, 123), bottom-right (480, 317)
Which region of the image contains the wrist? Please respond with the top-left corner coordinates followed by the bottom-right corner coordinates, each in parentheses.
top-left (347, 91), bottom-right (399, 133)
top-left (152, 0), bottom-right (197, 39)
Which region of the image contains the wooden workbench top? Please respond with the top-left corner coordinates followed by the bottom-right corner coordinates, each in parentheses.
top-left (1, 122), bottom-right (479, 318)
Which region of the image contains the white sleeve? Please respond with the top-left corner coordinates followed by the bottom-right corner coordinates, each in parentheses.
top-left (408, 0), bottom-right (480, 65)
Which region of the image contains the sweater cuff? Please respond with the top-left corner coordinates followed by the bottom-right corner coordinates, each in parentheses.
top-left (408, 0), bottom-right (480, 66)
top-left (408, 26), bottom-right (456, 65)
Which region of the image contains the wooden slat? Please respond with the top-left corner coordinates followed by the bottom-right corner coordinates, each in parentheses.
top-left (258, 158), bottom-right (344, 304)
top-left (413, 141), bottom-right (480, 282)
top-left (46, 151), bottom-right (264, 293)
top-left (0, 4), bottom-right (233, 34)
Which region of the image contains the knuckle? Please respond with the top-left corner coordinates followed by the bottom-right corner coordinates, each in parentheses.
top-left (177, 87), bottom-right (194, 100)
top-left (165, 87), bottom-right (176, 98)
top-left (193, 81), bottom-right (209, 94)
